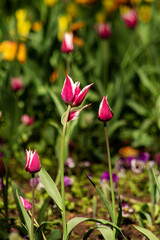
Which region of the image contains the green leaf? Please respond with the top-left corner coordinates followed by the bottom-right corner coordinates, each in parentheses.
top-left (47, 229), bottom-right (61, 240)
top-left (66, 217), bottom-right (126, 240)
top-left (97, 226), bottom-right (114, 240)
top-left (38, 168), bottom-right (62, 210)
top-left (83, 226), bottom-right (114, 240)
top-left (11, 182), bottom-right (25, 224)
top-left (152, 168), bottom-right (160, 195)
top-left (46, 86), bottom-right (65, 116)
top-left (86, 175), bottom-right (115, 224)
top-left (16, 190), bottom-right (31, 238)
top-left (126, 100), bottom-right (147, 116)
top-left (133, 225), bottom-right (159, 240)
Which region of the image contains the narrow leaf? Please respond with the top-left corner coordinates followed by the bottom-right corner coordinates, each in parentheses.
top-left (133, 225), bottom-right (159, 240)
top-left (38, 168), bottom-right (62, 210)
top-left (98, 226), bottom-right (114, 240)
top-left (66, 217), bottom-right (126, 240)
top-left (86, 175), bottom-right (115, 223)
top-left (152, 168), bottom-right (160, 195)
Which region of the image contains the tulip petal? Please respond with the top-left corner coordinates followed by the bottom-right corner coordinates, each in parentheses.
top-left (61, 75), bottom-right (76, 105)
top-left (73, 83), bottom-right (94, 107)
top-left (20, 196), bottom-right (32, 211)
top-left (25, 149), bottom-right (41, 174)
top-left (68, 104), bottom-right (91, 122)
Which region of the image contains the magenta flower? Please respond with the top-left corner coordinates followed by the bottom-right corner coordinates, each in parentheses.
top-left (122, 9), bottom-right (138, 29)
top-left (96, 23), bottom-right (112, 39)
top-left (20, 196), bottom-right (32, 211)
top-left (68, 104), bottom-right (91, 122)
top-left (21, 114), bottom-right (34, 126)
top-left (11, 77), bottom-right (23, 91)
top-left (61, 75), bottom-right (93, 107)
top-left (61, 32), bottom-right (74, 53)
top-left (64, 176), bottom-right (73, 187)
top-left (98, 96), bottom-right (113, 122)
top-left (100, 171), bottom-right (119, 183)
top-left (25, 149), bottom-right (41, 174)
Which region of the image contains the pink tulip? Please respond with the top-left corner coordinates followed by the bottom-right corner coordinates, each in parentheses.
top-left (61, 32), bottom-right (74, 53)
top-left (61, 75), bottom-right (93, 107)
top-left (11, 77), bottom-right (23, 91)
top-left (122, 9), bottom-right (138, 29)
top-left (21, 114), bottom-right (34, 126)
top-left (25, 149), bottom-right (41, 174)
top-left (96, 23), bottom-right (112, 39)
top-left (98, 96), bottom-right (113, 122)
top-left (20, 196), bottom-right (32, 210)
top-left (68, 104), bottom-right (91, 122)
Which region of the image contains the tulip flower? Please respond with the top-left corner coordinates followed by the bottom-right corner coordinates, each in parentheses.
top-left (11, 77), bottom-right (23, 92)
top-left (96, 23), bottom-right (112, 39)
top-left (61, 75), bottom-right (93, 107)
top-left (20, 196), bottom-right (32, 211)
top-left (98, 96), bottom-right (113, 122)
top-left (61, 32), bottom-right (74, 53)
top-left (68, 104), bottom-right (91, 122)
top-left (122, 9), bottom-right (138, 29)
top-left (21, 114), bottom-right (34, 126)
top-left (25, 149), bottom-right (41, 174)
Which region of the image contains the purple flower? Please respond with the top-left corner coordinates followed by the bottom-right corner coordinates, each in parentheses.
top-left (65, 157), bottom-right (75, 168)
top-left (130, 159), bottom-right (145, 174)
top-left (100, 171), bottom-right (119, 183)
top-left (64, 176), bottom-right (73, 187)
top-left (25, 149), bottom-right (41, 174)
top-left (30, 176), bottom-right (40, 187)
top-left (122, 202), bottom-right (135, 218)
top-left (138, 152), bottom-right (150, 162)
top-left (98, 96), bottom-right (113, 122)
top-left (20, 196), bottom-right (32, 211)
top-left (0, 152), bottom-right (4, 158)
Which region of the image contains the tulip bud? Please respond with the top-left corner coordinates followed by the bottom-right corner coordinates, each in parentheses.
top-left (98, 96), bottom-right (113, 122)
top-left (11, 77), bottom-right (23, 92)
top-left (61, 32), bottom-right (74, 53)
top-left (21, 114), bottom-right (34, 125)
top-left (20, 196), bottom-right (32, 210)
top-left (25, 149), bottom-right (41, 174)
top-left (122, 9), bottom-right (138, 29)
top-left (96, 23), bottom-right (112, 39)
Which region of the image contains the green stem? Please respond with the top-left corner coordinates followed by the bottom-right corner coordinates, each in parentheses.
top-left (28, 211), bottom-right (47, 240)
top-left (31, 174), bottom-right (35, 240)
top-left (104, 123), bottom-right (116, 223)
top-left (61, 105), bottom-right (71, 240)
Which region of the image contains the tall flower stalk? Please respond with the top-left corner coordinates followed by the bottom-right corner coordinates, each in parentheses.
top-left (60, 105), bottom-right (71, 240)
top-left (60, 75), bottom-right (93, 239)
top-left (98, 96), bottom-right (116, 221)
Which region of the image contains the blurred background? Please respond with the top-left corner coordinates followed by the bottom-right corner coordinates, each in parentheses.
top-left (0, 0), bottom-right (160, 171)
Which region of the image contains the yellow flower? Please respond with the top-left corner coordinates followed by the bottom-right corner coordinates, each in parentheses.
top-left (16, 9), bottom-right (31, 39)
top-left (120, 5), bottom-right (131, 15)
top-left (32, 21), bottom-right (43, 31)
top-left (96, 12), bottom-right (106, 23)
top-left (50, 69), bottom-right (59, 83)
top-left (58, 15), bottom-right (71, 41)
top-left (0, 41), bottom-right (26, 63)
top-left (66, 3), bottom-right (78, 19)
top-left (17, 43), bottom-right (27, 63)
top-left (103, 0), bottom-right (116, 13)
top-left (75, 0), bottom-right (97, 4)
top-left (44, 0), bottom-right (58, 6)
top-left (118, 146), bottom-right (139, 158)
top-left (139, 4), bottom-right (152, 23)
top-left (0, 41), bottom-right (17, 61)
